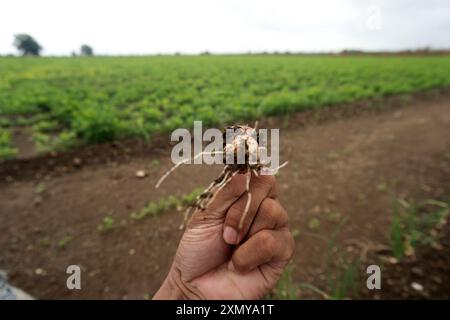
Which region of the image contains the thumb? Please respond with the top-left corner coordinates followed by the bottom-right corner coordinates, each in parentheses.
top-left (189, 172), bottom-right (247, 226)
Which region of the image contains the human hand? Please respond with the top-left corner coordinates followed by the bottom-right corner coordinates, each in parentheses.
top-left (153, 173), bottom-right (294, 299)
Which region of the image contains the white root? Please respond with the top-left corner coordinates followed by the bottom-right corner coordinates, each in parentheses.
top-left (261, 161), bottom-right (289, 175)
top-left (278, 161), bottom-right (289, 170)
top-left (155, 151), bottom-right (222, 188)
top-left (238, 167), bottom-right (252, 230)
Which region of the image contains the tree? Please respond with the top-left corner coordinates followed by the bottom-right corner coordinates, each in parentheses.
top-left (13, 34), bottom-right (42, 56)
top-left (80, 45), bottom-right (94, 56)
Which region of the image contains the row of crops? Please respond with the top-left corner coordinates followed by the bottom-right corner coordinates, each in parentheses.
top-left (1, 55), bottom-right (450, 159)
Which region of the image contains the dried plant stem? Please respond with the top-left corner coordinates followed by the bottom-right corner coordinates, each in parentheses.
top-left (180, 165), bottom-right (232, 229)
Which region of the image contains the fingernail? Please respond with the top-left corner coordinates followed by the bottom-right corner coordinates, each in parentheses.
top-left (227, 261), bottom-right (236, 272)
top-left (223, 226), bottom-right (238, 244)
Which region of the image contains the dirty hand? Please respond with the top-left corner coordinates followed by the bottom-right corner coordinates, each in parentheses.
top-left (153, 173), bottom-right (294, 299)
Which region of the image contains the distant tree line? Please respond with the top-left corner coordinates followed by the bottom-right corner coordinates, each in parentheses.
top-left (6, 33), bottom-right (450, 57)
top-left (12, 34), bottom-right (94, 57)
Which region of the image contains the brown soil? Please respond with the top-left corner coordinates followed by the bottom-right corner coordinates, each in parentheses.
top-left (0, 90), bottom-right (449, 299)
top-left (12, 127), bottom-right (36, 159)
top-left (365, 218), bottom-right (450, 300)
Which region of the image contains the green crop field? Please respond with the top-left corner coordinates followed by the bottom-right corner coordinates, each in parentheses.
top-left (1, 55), bottom-right (450, 159)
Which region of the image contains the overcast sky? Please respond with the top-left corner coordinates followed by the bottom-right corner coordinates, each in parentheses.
top-left (1, 0), bottom-right (449, 55)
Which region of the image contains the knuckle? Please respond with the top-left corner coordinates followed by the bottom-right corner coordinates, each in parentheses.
top-left (260, 198), bottom-right (288, 227)
top-left (258, 230), bottom-right (276, 253)
top-left (259, 201), bottom-right (277, 226)
top-left (261, 197), bottom-right (277, 213)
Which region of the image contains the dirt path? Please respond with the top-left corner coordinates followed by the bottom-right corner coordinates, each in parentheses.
top-left (1, 92), bottom-right (449, 299)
